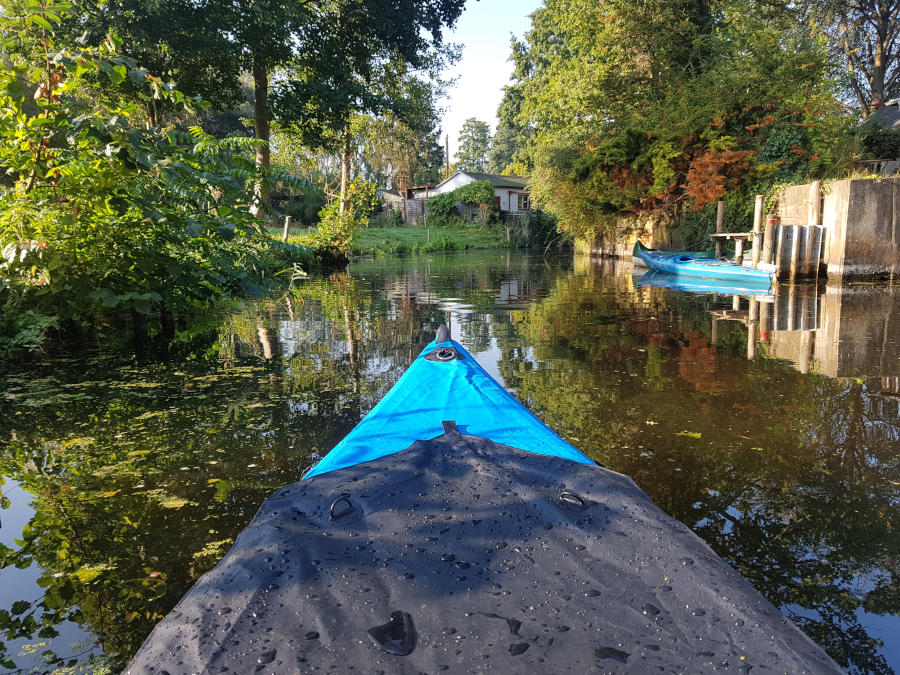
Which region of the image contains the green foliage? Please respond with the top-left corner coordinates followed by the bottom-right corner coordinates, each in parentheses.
top-left (302, 178), bottom-right (377, 255)
top-left (454, 117), bottom-right (491, 172)
top-left (857, 122), bottom-right (900, 159)
top-left (512, 0), bottom-right (853, 241)
top-left (426, 180), bottom-right (497, 220)
top-left (0, 2), bottom-right (309, 356)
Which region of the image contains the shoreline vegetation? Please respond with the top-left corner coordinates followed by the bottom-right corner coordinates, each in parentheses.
top-left (3, 0), bottom-right (898, 361)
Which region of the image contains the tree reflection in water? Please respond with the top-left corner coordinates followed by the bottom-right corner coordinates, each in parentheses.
top-left (0, 252), bottom-right (897, 674)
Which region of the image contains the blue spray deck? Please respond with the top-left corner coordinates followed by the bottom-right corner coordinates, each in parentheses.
top-left (304, 332), bottom-right (594, 478)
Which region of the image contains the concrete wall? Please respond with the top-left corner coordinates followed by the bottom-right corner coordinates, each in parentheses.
top-left (825, 178), bottom-right (900, 279)
top-left (777, 183), bottom-right (820, 225)
top-left (778, 178), bottom-right (900, 279)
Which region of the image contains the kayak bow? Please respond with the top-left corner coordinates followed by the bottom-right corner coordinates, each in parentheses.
top-left (303, 325), bottom-right (594, 479)
top-left (126, 327), bottom-right (840, 674)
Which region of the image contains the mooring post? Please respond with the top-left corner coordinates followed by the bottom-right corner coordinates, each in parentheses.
top-left (762, 213), bottom-right (777, 264)
top-left (715, 200), bottom-right (724, 259)
top-left (282, 215), bottom-right (292, 242)
top-left (751, 195), bottom-right (764, 267)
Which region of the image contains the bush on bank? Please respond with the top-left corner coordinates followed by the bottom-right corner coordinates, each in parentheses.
top-left (0, 5), bottom-right (309, 356)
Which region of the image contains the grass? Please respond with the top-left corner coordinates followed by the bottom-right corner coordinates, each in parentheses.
top-left (268, 223), bottom-right (509, 257)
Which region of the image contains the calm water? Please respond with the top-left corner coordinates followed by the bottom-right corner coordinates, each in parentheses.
top-left (1, 251), bottom-right (898, 674)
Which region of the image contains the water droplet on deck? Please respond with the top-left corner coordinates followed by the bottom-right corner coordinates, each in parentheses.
top-left (508, 642), bottom-right (529, 656)
top-left (595, 647), bottom-right (629, 663)
top-left (367, 610), bottom-right (416, 656)
top-left (257, 649), bottom-right (276, 664)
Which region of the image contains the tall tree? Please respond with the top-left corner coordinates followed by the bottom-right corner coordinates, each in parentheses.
top-left (273, 1), bottom-right (464, 213)
top-left (487, 73), bottom-right (531, 173)
top-left (455, 117), bottom-right (491, 171)
top-left (511, 0), bottom-right (846, 240)
top-left (802, 0), bottom-right (900, 116)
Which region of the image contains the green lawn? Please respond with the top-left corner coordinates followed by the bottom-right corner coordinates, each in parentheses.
top-left (269, 223), bottom-right (509, 257)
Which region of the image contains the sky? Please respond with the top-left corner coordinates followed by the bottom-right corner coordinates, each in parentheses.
top-left (440, 0), bottom-right (543, 160)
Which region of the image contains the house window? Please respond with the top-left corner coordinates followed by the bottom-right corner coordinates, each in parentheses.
top-left (517, 193), bottom-right (530, 211)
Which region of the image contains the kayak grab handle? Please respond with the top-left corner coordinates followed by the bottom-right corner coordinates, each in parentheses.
top-left (425, 324), bottom-right (464, 361)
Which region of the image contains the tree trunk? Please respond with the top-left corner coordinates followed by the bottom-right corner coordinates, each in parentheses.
top-left (146, 99), bottom-right (159, 128)
top-left (339, 127), bottom-right (351, 215)
top-left (251, 52), bottom-right (271, 218)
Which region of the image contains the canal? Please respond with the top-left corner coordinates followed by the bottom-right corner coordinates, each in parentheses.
top-left (1, 251), bottom-right (898, 673)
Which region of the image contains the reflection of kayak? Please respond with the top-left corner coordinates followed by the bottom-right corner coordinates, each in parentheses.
top-left (634, 241), bottom-right (773, 288)
top-left (127, 328), bottom-right (840, 673)
top-left (636, 269), bottom-right (774, 297)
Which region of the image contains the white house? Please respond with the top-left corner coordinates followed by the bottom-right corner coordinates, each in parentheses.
top-left (411, 171), bottom-right (531, 213)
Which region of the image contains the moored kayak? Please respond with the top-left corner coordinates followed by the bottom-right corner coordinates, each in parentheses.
top-left (127, 328), bottom-right (840, 673)
top-left (634, 241), bottom-right (774, 289)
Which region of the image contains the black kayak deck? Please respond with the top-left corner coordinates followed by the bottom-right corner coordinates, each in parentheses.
top-left (127, 425), bottom-right (840, 673)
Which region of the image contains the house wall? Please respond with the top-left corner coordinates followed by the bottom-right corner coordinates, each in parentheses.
top-left (411, 173), bottom-right (470, 198)
top-left (412, 174), bottom-right (530, 212)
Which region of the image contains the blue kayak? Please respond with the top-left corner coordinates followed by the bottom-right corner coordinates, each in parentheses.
top-left (635, 269), bottom-right (774, 297)
top-left (304, 325), bottom-right (594, 478)
top-left (634, 241), bottom-right (773, 289)
top-left (126, 326), bottom-right (841, 674)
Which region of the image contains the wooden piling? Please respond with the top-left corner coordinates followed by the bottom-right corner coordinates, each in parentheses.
top-left (775, 225), bottom-right (794, 280)
top-left (789, 224), bottom-right (801, 280)
top-left (751, 195), bottom-right (764, 267)
top-left (796, 225), bottom-right (809, 280)
top-left (715, 200), bottom-right (725, 259)
top-left (762, 214), bottom-right (777, 264)
top-left (282, 215), bottom-right (292, 242)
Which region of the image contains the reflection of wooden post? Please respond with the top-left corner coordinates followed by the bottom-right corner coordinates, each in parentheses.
top-left (711, 315), bottom-right (719, 345)
top-left (799, 330), bottom-right (812, 374)
top-left (751, 195), bottom-right (764, 266)
top-left (715, 200), bottom-right (725, 258)
top-left (282, 215), bottom-right (292, 242)
top-left (748, 298), bottom-right (759, 360)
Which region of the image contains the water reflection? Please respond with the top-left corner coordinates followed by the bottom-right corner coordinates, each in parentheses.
top-left (0, 251), bottom-right (897, 674)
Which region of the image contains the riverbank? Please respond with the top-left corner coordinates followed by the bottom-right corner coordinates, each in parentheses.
top-left (270, 224), bottom-right (508, 257)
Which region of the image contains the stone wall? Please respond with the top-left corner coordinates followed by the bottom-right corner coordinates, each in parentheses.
top-left (777, 183), bottom-right (820, 225)
top-left (823, 178), bottom-right (900, 279)
top-left (777, 178), bottom-right (900, 280)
